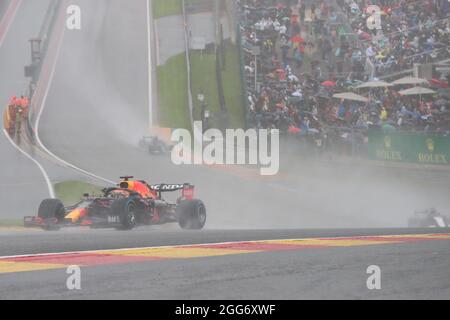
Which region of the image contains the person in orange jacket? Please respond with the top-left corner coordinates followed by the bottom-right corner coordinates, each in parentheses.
top-left (19, 95), bottom-right (29, 117)
top-left (19, 96), bottom-right (29, 107)
top-left (9, 96), bottom-right (18, 107)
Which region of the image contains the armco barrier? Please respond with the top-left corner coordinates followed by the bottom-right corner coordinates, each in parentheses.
top-left (368, 130), bottom-right (450, 165)
top-left (3, 108), bottom-right (11, 132)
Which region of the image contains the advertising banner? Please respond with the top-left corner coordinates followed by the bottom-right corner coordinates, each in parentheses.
top-left (368, 130), bottom-right (450, 165)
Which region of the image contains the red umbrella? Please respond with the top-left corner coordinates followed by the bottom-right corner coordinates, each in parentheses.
top-left (359, 31), bottom-right (372, 41)
top-left (288, 126), bottom-right (302, 134)
top-left (321, 81), bottom-right (337, 87)
top-left (291, 35), bottom-right (304, 43)
top-left (429, 79), bottom-right (449, 89)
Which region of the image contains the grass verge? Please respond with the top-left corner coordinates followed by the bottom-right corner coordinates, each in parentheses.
top-left (190, 41), bottom-right (245, 129)
top-left (157, 53), bottom-right (191, 130)
top-left (54, 181), bottom-right (103, 206)
top-left (0, 219), bottom-right (23, 227)
top-left (152, 0), bottom-right (245, 130)
top-left (0, 182), bottom-right (103, 228)
top-left (222, 42), bottom-right (246, 129)
top-left (152, 0), bottom-right (183, 19)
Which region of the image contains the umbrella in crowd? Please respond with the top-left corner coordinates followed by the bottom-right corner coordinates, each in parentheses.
top-left (291, 35), bottom-right (304, 43)
top-left (428, 79), bottom-right (449, 89)
top-left (321, 81), bottom-right (337, 87)
top-left (333, 92), bottom-right (369, 103)
top-left (356, 80), bottom-right (392, 89)
top-left (398, 87), bottom-right (437, 96)
top-left (392, 76), bottom-right (428, 86)
top-left (288, 126), bottom-right (302, 134)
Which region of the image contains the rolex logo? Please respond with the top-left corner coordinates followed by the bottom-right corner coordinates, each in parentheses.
top-left (384, 136), bottom-right (392, 149)
top-left (426, 138), bottom-right (435, 153)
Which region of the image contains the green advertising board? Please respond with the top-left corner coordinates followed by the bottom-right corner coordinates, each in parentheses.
top-left (368, 130), bottom-right (450, 165)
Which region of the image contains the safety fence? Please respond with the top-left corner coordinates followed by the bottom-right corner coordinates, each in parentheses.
top-left (278, 127), bottom-right (450, 166)
top-left (278, 125), bottom-right (368, 159)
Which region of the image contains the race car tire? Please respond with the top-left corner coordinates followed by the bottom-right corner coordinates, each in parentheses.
top-left (38, 199), bottom-right (65, 223)
top-left (112, 198), bottom-right (137, 230)
top-left (176, 200), bottom-right (206, 230)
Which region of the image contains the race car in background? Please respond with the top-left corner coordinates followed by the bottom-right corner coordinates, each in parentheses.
top-left (24, 177), bottom-right (206, 231)
top-left (139, 136), bottom-right (174, 155)
top-left (408, 209), bottom-right (449, 228)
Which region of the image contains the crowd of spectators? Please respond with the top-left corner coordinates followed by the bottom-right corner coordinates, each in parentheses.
top-left (238, 0), bottom-right (450, 156)
top-left (338, 0), bottom-right (450, 78)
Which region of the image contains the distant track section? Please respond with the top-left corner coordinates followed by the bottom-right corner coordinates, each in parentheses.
top-left (0, 0), bottom-right (21, 48)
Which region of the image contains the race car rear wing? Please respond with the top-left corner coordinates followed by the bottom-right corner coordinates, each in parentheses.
top-left (149, 183), bottom-right (195, 200)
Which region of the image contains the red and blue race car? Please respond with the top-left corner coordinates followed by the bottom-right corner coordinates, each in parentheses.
top-left (24, 177), bottom-right (206, 231)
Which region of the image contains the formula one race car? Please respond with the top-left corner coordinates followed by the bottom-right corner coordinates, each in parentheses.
top-left (408, 209), bottom-right (449, 228)
top-left (139, 136), bottom-right (174, 155)
top-left (24, 177), bottom-right (206, 231)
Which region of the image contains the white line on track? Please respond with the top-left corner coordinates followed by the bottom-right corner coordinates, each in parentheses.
top-left (0, 0), bottom-right (22, 48)
top-left (32, 0), bottom-right (115, 186)
top-left (2, 129), bottom-right (55, 198)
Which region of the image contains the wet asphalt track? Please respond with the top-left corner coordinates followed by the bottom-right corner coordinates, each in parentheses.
top-left (1, 1), bottom-right (450, 299)
top-left (2, 227), bottom-right (450, 257)
top-left (0, 0), bottom-right (52, 218)
top-left (1, 228), bottom-right (450, 300)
